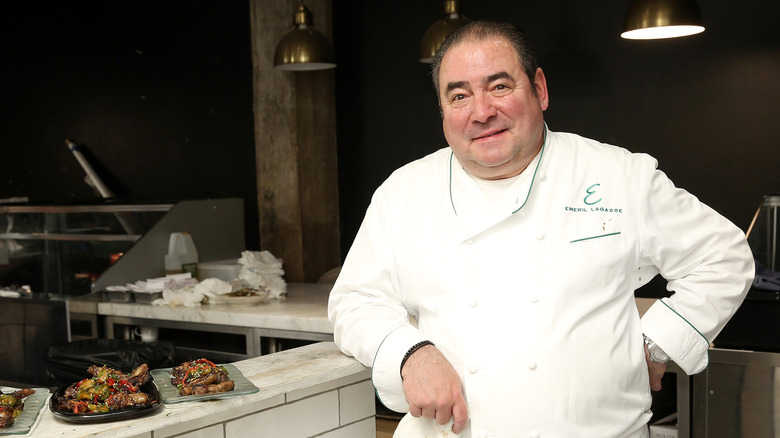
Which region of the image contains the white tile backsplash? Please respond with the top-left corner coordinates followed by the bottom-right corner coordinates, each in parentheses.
top-left (226, 391), bottom-right (340, 437)
top-left (287, 369), bottom-right (371, 402)
top-left (339, 381), bottom-right (376, 425)
top-left (161, 424), bottom-right (223, 438)
top-left (317, 417), bottom-right (376, 438)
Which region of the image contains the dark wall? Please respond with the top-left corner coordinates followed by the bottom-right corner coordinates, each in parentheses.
top-left (332, 0), bottom-right (780, 268)
top-left (2, 1), bottom-right (778, 280)
top-left (0, 1), bottom-right (259, 249)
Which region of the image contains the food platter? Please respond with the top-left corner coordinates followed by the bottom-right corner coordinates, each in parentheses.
top-left (150, 363), bottom-right (259, 404)
top-left (211, 290), bottom-right (270, 306)
top-left (48, 381), bottom-right (162, 424)
top-left (0, 387), bottom-right (48, 435)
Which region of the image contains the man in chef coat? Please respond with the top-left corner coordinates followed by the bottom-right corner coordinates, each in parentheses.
top-left (328, 21), bottom-right (753, 437)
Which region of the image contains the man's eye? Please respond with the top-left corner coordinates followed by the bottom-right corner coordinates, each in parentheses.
top-left (492, 84), bottom-right (513, 96)
top-left (448, 94), bottom-right (470, 108)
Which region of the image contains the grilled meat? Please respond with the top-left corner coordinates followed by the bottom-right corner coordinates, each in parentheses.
top-left (170, 358), bottom-right (234, 396)
top-left (0, 388), bottom-right (36, 428)
top-left (54, 363), bottom-right (154, 414)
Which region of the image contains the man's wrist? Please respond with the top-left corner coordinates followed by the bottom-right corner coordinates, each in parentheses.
top-left (400, 340), bottom-right (435, 378)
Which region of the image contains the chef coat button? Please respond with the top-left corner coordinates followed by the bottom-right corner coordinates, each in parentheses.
top-left (529, 295), bottom-right (538, 304)
top-left (469, 365), bottom-right (479, 374)
top-left (468, 299), bottom-right (478, 308)
top-left (536, 232), bottom-right (545, 240)
top-left (528, 430), bottom-right (540, 438)
top-left (528, 361), bottom-right (537, 370)
top-left (465, 238), bottom-right (475, 245)
top-left (477, 432), bottom-right (488, 438)
top-left (538, 171), bottom-right (546, 181)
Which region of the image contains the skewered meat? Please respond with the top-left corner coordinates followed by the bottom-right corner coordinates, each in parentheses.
top-left (170, 358), bottom-right (235, 395)
top-left (0, 388), bottom-right (36, 428)
top-left (53, 364), bottom-right (154, 414)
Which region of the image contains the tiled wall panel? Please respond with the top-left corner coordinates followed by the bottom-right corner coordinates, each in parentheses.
top-left (226, 391), bottom-right (340, 437)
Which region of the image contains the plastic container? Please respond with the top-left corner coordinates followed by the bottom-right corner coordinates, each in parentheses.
top-left (199, 259), bottom-right (241, 281)
top-left (165, 232), bottom-right (199, 279)
top-left (133, 291), bottom-right (164, 303)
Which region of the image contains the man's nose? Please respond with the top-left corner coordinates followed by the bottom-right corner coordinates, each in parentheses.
top-left (470, 93), bottom-right (497, 122)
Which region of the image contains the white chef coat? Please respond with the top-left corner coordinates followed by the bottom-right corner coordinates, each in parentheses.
top-left (328, 128), bottom-right (754, 437)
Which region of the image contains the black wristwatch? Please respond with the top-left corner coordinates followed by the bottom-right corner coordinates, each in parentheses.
top-left (644, 335), bottom-right (670, 363)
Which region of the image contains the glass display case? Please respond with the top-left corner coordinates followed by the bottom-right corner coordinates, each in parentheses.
top-left (0, 198), bottom-right (245, 297)
top-left (0, 203), bottom-right (172, 297)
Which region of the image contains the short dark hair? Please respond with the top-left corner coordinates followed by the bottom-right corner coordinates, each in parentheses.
top-left (431, 21), bottom-right (539, 98)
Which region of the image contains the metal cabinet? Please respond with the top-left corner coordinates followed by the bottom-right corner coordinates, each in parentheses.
top-left (0, 297), bottom-right (68, 386)
top-left (692, 348), bottom-right (780, 437)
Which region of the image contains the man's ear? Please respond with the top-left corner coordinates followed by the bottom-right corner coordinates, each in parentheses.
top-left (534, 67), bottom-right (549, 111)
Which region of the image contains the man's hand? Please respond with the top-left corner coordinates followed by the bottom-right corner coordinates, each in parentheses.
top-left (401, 344), bottom-right (469, 434)
top-left (644, 344), bottom-right (668, 391)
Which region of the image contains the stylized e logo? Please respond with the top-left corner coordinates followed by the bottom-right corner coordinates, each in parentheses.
top-left (584, 183), bottom-right (602, 205)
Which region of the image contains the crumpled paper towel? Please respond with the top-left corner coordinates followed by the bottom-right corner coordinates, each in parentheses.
top-left (237, 250), bottom-right (287, 299)
top-left (151, 277), bottom-right (231, 307)
top-left (127, 274), bottom-right (197, 293)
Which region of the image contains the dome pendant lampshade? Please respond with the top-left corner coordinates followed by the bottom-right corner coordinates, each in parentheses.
top-left (419, 0), bottom-right (470, 63)
top-left (621, 0), bottom-right (705, 40)
top-left (274, 2), bottom-right (336, 71)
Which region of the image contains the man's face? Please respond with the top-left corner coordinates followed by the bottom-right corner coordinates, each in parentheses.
top-left (439, 37), bottom-right (549, 180)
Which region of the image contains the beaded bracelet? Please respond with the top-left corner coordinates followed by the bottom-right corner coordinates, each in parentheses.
top-left (400, 340), bottom-right (435, 378)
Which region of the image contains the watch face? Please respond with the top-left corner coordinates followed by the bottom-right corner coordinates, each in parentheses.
top-left (650, 347), bottom-right (670, 363)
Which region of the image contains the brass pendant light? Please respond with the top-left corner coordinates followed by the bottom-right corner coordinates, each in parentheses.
top-left (274, 1), bottom-right (336, 71)
top-left (419, 0), bottom-right (470, 63)
top-left (621, 0), bottom-right (705, 40)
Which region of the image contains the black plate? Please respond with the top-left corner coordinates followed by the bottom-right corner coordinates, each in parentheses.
top-left (48, 380), bottom-right (162, 424)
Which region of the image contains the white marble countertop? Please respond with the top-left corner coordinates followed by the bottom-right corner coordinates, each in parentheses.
top-left (73, 282), bottom-right (334, 335)
top-left (18, 342), bottom-right (369, 438)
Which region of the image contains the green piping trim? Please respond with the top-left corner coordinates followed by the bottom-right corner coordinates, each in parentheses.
top-left (511, 125), bottom-right (547, 214)
top-left (449, 152), bottom-right (457, 216)
top-left (570, 232), bottom-right (621, 243)
top-left (659, 298), bottom-right (709, 345)
top-left (370, 329), bottom-right (395, 383)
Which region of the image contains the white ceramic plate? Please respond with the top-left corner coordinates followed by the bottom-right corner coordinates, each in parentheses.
top-left (211, 290), bottom-right (269, 306)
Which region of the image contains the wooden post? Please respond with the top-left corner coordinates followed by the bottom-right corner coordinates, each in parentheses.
top-left (249, 0), bottom-right (340, 283)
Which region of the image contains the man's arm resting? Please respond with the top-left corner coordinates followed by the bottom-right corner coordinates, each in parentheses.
top-left (400, 343), bottom-right (469, 434)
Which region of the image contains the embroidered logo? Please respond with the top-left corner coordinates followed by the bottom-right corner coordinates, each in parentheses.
top-left (563, 184), bottom-right (624, 214)
top-left (584, 183), bottom-right (602, 205)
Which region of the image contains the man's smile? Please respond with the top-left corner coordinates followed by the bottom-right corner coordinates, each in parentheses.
top-left (473, 128), bottom-right (508, 141)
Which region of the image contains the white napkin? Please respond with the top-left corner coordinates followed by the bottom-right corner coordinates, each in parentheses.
top-left (237, 250), bottom-right (287, 299)
top-left (0, 290), bottom-right (21, 298)
top-left (154, 287), bottom-right (203, 307)
top-left (148, 274), bottom-right (204, 307)
top-left (393, 415), bottom-right (462, 437)
top-left (193, 278), bottom-right (233, 299)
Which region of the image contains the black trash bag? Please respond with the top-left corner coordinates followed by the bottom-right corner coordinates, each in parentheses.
top-left (45, 339), bottom-right (176, 386)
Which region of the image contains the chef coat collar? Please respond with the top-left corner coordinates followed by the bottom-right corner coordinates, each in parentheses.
top-left (448, 123), bottom-right (548, 226)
